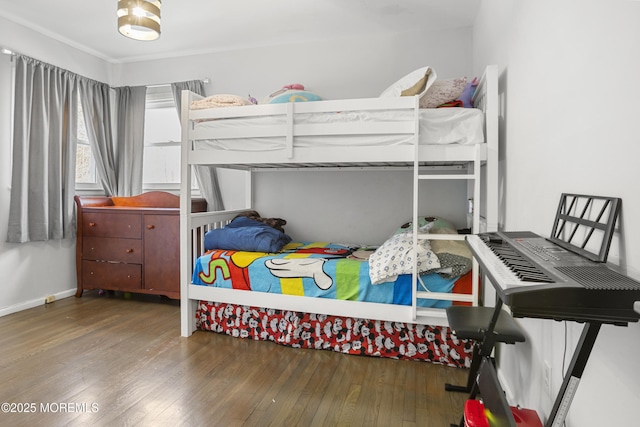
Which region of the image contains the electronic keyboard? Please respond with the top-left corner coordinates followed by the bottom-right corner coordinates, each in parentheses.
top-left (466, 231), bottom-right (640, 325)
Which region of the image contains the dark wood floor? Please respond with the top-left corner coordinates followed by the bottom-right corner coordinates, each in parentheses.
top-left (0, 291), bottom-right (468, 427)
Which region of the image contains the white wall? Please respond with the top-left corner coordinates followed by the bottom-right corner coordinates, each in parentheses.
top-left (0, 17), bottom-right (112, 83)
top-left (254, 171), bottom-right (468, 244)
top-left (473, 1), bottom-right (640, 426)
top-left (116, 28), bottom-right (473, 101)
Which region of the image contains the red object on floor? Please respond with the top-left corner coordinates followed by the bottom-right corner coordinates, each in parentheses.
top-left (510, 406), bottom-right (543, 427)
top-left (464, 400), bottom-right (490, 427)
top-left (464, 400), bottom-right (543, 427)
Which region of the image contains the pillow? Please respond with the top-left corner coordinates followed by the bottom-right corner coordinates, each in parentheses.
top-left (368, 232), bottom-right (441, 285)
top-left (419, 77), bottom-right (467, 109)
top-left (379, 66), bottom-right (438, 101)
top-left (428, 226), bottom-right (473, 278)
top-left (190, 94), bottom-right (253, 109)
top-left (268, 90), bottom-right (322, 104)
top-left (390, 216), bottom-right (473, 278)
top-left (457, 77), bottom-right (479, 108)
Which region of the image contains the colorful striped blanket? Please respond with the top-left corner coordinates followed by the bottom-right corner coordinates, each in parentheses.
top-left (192, 242), bottom-right (458, 308)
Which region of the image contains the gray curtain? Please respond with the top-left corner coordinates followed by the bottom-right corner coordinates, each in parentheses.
top-left (77, 78), bottom-right (118, 196)
top-left (171, 80), bottom-right (225, 211)
top-left (8, 56), bottom-right (147, 243)
top-left (7, 55), bottom-right (78, 243)
top-left (113, 86), bottom-right (147, 196)
top-left (77, 83), bottom-right (146, 197)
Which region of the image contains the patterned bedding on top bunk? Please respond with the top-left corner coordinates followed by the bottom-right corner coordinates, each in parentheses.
top-left (192, 214), bottom-right (473, 308)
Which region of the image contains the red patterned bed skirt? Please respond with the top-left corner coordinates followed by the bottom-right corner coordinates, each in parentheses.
top-left (196, 301), bottom-right (473, 368)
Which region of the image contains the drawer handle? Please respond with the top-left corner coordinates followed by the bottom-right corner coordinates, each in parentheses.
top-left (89, 222), bottom-right (97, 227)
top-left (147, 225), bottom-right (155, 230)
top-left (126, 249), bottom-right (134, 253)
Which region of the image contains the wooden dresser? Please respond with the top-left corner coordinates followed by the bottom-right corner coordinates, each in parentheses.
top-left (74, 192), bottom-right (206, 299)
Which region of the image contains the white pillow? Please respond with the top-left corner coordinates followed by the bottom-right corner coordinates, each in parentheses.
top-left (379, 66), bottom-right (438, 100)
top-left (368, 232), bottom-right (441, 285)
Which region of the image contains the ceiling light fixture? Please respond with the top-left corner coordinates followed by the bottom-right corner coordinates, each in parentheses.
top-left (117, 0), bottom-right (162, 41)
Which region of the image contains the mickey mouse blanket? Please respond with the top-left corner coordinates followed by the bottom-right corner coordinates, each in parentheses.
top-left (192, 242), bottom-right (459, 308)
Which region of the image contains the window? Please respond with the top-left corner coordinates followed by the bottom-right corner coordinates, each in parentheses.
top-left (75, 96), bottom-right (100, 190)
top-left (143, 85), bottom-right (182, 191)
top-left (74, 85), bottom-right (197, 194)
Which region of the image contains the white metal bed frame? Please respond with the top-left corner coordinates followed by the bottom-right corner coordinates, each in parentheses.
top-left (180, 65), bottom-right (499, 337)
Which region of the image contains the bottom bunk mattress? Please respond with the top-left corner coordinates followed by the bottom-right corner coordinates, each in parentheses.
top-left (192, 241), bottom-right (466, 308)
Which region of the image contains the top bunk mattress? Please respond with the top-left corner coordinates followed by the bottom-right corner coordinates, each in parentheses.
top-left (190, 107), bottom-right (485, 152)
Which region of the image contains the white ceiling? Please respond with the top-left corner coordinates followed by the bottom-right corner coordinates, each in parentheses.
top-left (0, 0), bottom-right (480, 63)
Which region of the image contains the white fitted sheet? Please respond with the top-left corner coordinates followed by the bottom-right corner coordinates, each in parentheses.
top-left (192, 107), bottom-right (484, 152)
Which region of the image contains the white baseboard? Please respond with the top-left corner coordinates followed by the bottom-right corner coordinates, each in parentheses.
top-left (0, 288), bottom-right (76, 317)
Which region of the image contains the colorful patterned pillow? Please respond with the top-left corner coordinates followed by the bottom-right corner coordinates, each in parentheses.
top-left (420, 77), bottom-right (467, 108)
top-left (268, 90), bottom-right (322, 103)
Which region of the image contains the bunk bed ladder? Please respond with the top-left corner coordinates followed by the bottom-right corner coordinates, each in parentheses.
top-left (411, 142), bottom-right (482, 321)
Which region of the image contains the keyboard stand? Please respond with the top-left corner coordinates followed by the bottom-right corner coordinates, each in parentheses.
top-left (545, 321), bottom-right (601, 427)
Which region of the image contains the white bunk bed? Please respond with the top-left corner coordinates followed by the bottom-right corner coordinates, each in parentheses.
top-left (179, 65), bottom-right (499, 362)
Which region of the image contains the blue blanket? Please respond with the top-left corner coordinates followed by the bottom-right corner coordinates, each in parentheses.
top-left (204, 216), bottom-right (292, 253)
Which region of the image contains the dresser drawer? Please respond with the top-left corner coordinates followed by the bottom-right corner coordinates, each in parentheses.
top-left (82, 237), bottom-right (142, 264)
top-left (82, 261), bottom-right (142, 290)
top-left (83, 212), bottom-right (141, 239)
top-left (75, 193), bottom-right (204, 299)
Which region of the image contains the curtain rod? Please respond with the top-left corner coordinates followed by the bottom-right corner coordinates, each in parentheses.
top-left (147, 78), bottom-right (210, 88)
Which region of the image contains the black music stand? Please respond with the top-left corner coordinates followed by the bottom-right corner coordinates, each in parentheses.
top-left (549, 193), bottom-right (621, 262)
